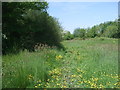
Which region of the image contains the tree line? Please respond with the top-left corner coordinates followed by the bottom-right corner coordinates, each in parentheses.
top-left (2, 2), bottom-right (119, 54)
top-left (2, 2), bottom-right (63, 54)
top-left (63, 20), bottom-right (119, 40)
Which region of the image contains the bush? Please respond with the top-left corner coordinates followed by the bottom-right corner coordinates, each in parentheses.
top-left (62, 31), bottom-right (74, 40)
top-left (2, 2), bottom-right (63, 54)
top-left (73, 28), bottom-right (86, 39)
top-left (22, 10), bottom-right (63, 51)
top-left (99, 37), bottom-right (105, 40)
top-left (103, 25), bottom-right (118, 38)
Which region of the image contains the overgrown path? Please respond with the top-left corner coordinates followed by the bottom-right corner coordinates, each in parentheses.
top-left (61, 46), bottom-right (82, 88)
top-left (61, 42), bottom-right (87, 88)
top-left (62, 49), bottom-right (75, 88)
top-left (47, 39), bottom-right (119, 88)
top-left (2, 38), bottom-right (119, 88)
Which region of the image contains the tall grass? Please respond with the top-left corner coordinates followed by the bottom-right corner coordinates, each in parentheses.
top-left (62, 38), bottom-right (118, 88)
top-left (2, 47), bottom-right (64, 88)
top-left (2, 38), bottom-right (119, 88)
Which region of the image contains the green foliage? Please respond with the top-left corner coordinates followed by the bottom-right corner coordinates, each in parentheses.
top-left (2, 47), bottom-right (64, 88)
top-left (118, 18), bottom-right (120, 38)
top-left (2, 2), bottom-right (48, 54)
top-left (86, 26), bottom-right (99, 38)
top-left (103, 25), bottom-right (118, 38)
top-left (62, 31), bottom-right (74, 40)
top-left (2, 2), bottom-right (63, 54)
top-left (79, 29), bottom-right (86, 38)
top-left (22, 10), bottom-right (63, 51)
top-left (73, 28), bottom-right (86, 39)
top-left (99, 37), bottom-right (106, 40)
top-left (3, 38), bottom-right (118, 88)
top-left (73, 28), bottom-right (81, 37)
top-left (73, 20), bottom-right (118, 39)
top-left (99, 21), bottom-right (118, 38)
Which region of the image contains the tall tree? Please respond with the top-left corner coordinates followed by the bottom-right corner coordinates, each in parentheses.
top-left (2, 2), bottom-right (48, 54)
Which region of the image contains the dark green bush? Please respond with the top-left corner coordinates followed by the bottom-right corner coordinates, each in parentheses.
top-left (2, 2), bottom-right (63, 54)
top-left (22, 10), bottom-right (63, 51)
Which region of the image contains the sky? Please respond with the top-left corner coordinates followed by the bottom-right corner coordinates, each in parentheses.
top-left (47, 2), bottom-right (118, 33)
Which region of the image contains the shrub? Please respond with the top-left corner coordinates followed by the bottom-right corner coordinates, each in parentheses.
top-left (22, 10), bottom-right (63, 51)
top-left (62, 31), bottom-right (74, 40)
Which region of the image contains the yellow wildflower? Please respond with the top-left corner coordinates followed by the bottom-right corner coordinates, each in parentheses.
top-left (99, 84), bottom-right (104, 88)
top-left (78, 75), bottom-right (82, 78)
top-left (28, 74), bottom-right (33, 80)
top-left (47, 79), bottom-right (50, 81)
top-left (38, 84), bottom-right (41, 86)
top-left (51, 80), bottom-right (54, 82)
top-left (57, 83), bottom-right (60, 86)
top-left (35, 85), bottom-right (38, 88)
top-left (56, 55), bottom-right (63, 60)
top-left (78, 81), bottom-right (83, 84)
top-left (114, 83), bottom-right (117, 85)
top-left (92, 77), bottom-right (98, 81)
top-left (63, 85), bottom-right (67, 88)
top-left (77, 68), bottom-right (81, 72)
top-left (37, 80), bottom-right (41, 83)
top-left (29, 74), bottom-right (33, 77)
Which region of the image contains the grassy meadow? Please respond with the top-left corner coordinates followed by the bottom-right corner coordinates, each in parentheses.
top-left (2, 37), bottom-right (119, 88)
